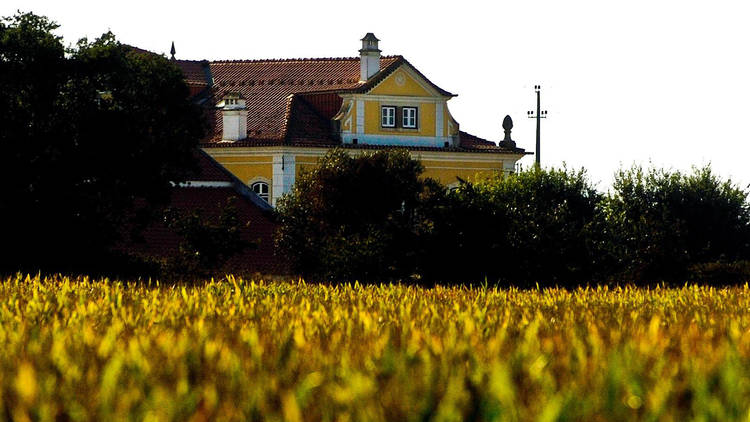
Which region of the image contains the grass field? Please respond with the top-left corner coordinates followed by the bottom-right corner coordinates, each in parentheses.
top-left (2, 275), bottom-right (750, 421)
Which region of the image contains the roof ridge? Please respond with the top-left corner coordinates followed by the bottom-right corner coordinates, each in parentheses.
top-left (208, 55), bottom-right (403, 64)
top-left (175, 58), bottom-right (209, 64)
top-left (279, 95), bottom-right (296, 140)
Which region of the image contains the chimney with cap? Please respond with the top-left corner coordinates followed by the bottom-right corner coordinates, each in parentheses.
top-left (359, 33), bottom-right (381, 82)
top-left (221, 93), bottom-right (247, 141)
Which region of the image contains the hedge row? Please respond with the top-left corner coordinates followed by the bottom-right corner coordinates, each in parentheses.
top-left (276, 149), bottom-right (750, 285)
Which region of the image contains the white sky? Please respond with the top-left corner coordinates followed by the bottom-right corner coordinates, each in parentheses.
top-left (5, 0), bottom-right (750, 190)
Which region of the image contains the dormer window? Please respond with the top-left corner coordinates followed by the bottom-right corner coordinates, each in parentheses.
top-left (381, 106), bottom-right (418, 129)
top-left (403, 107), bottom-right (418, 128)
top-left (381, 106), bottom-right (396, 128)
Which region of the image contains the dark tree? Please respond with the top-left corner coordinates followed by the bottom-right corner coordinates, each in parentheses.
top-left (163, 199), bottom-right (253, 278)
top-left (0, 12), bottom-right (204, 273)
top-left (425, 166), bottom-right (604, 285)
top-left (604, 165), bottom-right (750, 282)
top-left (275, 148), bottom-right (443, 282)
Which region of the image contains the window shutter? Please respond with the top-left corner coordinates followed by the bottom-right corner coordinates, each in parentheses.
top-left (414, 108), bottom-right (419, 129)
top-left (396, 106), bottom-right (403, 128)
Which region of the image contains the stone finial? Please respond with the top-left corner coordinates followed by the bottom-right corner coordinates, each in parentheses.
top-left (502, 115), bottom-right (513, 132)
top-left (170, 41), bottom-right (176, 60)
top-left (499, 115), bottom-right (517, 148)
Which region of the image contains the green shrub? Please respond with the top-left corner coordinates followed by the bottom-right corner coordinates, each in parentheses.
top-left (275, 148), bottom-right (443, 282)
top-left (604, 165), bottom-right (750, 282)
top-left (424, 166), bottom-right (604, 285)
top-left (687, 261), bottom-right (750, 284)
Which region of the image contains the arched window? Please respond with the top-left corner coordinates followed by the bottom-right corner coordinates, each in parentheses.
top-left (251, 181), bottom-right (269, 202)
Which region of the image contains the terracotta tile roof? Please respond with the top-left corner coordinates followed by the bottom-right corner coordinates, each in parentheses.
top-left (457, 131), bottom-right (530, 154)
top-left (125, 45), bottom-right (158, 56)
top-left (184, 56), bottom-right (401, 142)
top-left (200, 136), bottom-right (529, 155)
top-left (341, 141), bottom-right (528, 154)
top-left (175, 55), bottom-right (524, 154)
top-left (299, 92), bottom-right (344, 120)
top-left (175, 60), bottom-right (209, 85)
top-left (174, 59), bottom-right (210, 96)
top-left (458, 130), bottom-right (494, 147)
top-left (124, 48), bottom-right (210, 96)
top-left (191, 149), bottom-right (233, 182)
top-left (284, 95), bottom-right (339, 145)
top-left (119, 149), bottom-right (287, 274)
top-left (351, 56), bottom-right (455, 97)
top-left (129, 187), bottom-right (286, 274)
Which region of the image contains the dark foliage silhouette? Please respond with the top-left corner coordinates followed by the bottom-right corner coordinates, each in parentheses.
top-left (0, 12), bottom-right (204, 273)
top-left (423, 166), bottom-right (604, 285)
top-left (604, 165), bottom-right (750, 282)
top-left (275, 148), bottom-right (443, 282)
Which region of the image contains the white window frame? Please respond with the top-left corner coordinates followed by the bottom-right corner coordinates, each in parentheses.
top-left (381, 106), bottom-right (396, 128)
top-left (251, 181), bottom-right (270, 202)
top-left (402, 107), bottom-right (418, 128)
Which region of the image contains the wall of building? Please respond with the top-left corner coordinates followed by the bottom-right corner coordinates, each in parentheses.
top-left (338, 65), bottom-right (459, 147)
top-left (419, 159), bottom-right (505, 185)
top-left (204, 146), bottom-right (522, 207)
top-left (368, 69), bottom-right (431, 97)
top-left (362, 100), bottom-right (436, 137)
top-left (295, 155), bottom-right (320, 178)
top-left (210, 155), bottom-right (273, 185)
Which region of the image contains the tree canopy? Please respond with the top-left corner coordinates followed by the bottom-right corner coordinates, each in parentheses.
top-left (425, 166), bottom-right (604, 285)
top-left (604, 165), bottom-right (750, 282)
top-left (0, 12), bottom-right (204, 273)
top-left (275, 148), bottom-right (443, 282)
top-left (275, 152), bottom-right (606, 285)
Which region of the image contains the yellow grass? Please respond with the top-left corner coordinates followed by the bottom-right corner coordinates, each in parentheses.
top-left (2, 274), bottom-right (750, 421)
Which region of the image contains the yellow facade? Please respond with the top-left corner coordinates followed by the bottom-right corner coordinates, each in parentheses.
top-left (445, 109), bottom-right (458, 137)
top-left (368, 69), bottom-right (431, 97)
top-left (420, 103), bottom-right (437, 137)
top-left (419, 159), bottom-right (504, 185)
top-left (343, 66), bottom-right (458, 140)
top-left (362, 101), bottom-right (437, 137)
top-left (295, 155), bottom-right (319, 178)
top-left (212, 155), bottom-right (273, 184)
top-left (203, 146), bottom-right (518, 206)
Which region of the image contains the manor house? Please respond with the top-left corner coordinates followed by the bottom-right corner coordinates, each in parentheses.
top-left (176, 34), bottom-right (528, 206)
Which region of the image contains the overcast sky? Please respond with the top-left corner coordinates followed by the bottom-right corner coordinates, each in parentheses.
top-left (6, 0), bottom-right (750, 190)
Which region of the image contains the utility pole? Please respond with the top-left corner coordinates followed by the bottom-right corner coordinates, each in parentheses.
top-left (527, 85), bottom-right (547, 167)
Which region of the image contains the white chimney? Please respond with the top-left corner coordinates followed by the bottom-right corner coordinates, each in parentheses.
top-left (359, 33), bottom-right (381, 82)
top-left (221, 93), bottom-right (247, 141)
